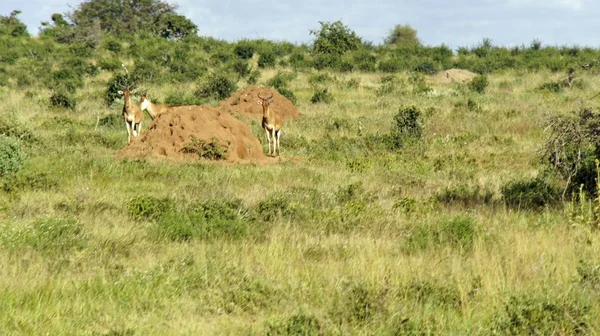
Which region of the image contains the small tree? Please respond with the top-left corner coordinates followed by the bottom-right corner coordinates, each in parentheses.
top-left (0, 10), bottom-right (29, 37)
top-left (310, 20), bottom-right (363, 56)
top-left (384, 24), bottom-right (421, 46)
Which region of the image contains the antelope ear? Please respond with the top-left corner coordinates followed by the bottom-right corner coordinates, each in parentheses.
top-left (117, 90), bottom-right (123, 95)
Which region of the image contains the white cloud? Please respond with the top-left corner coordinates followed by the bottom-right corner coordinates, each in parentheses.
top-left (507, 0), bottom-right (584, 11)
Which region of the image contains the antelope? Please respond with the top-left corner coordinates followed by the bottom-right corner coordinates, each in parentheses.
top-left (120, 87), bottom-right (144, 144)
top-left (140, 94), bottom-right (171, 120)
top-left (257, 92), bottom-right (283, 156)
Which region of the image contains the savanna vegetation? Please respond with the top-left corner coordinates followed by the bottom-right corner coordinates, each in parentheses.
top-left (2, 1), bottom-right (600, 334)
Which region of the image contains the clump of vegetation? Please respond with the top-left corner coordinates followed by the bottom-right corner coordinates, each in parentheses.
top-left (0, 136), bottom-right (25, 177)
top-left (181, 136), bottom-right (228, 160)
top-left (264, 313), bottom-right (323, 335)
top-left (310, 88), bottom-right (333, 104)
top-left (195, 73), bottom-right (237, 100)
top-left (537, 80), bottom-right (564, 93)
top-left (310, 20), bottom-right (364, 56)
top-left (254, 193), bottom-right (297, 222)
top-left (435, 184), bottom-right (494, 207)
top-left (258, 51), bottom-right (276, 68)
top-left (501, 176), bottom-right (561, 210)
top-left (30, 216), bottom-right (85, 251)
top-left (50, 92), bottom-right (76, 109)
top-left (127, 195), bottom-right (175, 220)
top-left (392, 105), bottom-right (423, 140)
top-left (267, 71), bottom-right (297, 104)
top-left (490, 294), bottom-right (590, 335)
top-left (468, 75), bottom-right (489, 93)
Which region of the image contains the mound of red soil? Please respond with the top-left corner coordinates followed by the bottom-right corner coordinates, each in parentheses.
top-left (218, 86), bottom-right (300, 120)
top-left (117, 105), bottom-right (269, 164)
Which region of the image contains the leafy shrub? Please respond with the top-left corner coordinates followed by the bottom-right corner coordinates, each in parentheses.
top-left (310, 20), bottom-right (364, 56)
top-left (164, 92), bottom-right (204, 106)
top-left (276, 87), bottom-right (297, 105)
top-left (468, 74), bottom-right (489, 94)
top-left (311, 54), bottom-right (340, 70)
top-left (247, 70), bottom-right (260, 85)
top-left (310, 88), bottom-right (333, 104)
top-left (234, 41), bottom-right (255, 59)
top-left (0, 136), bottom-right (25, 177)
top-left (392, 105), bottom-right (423, 140)
top-left (414, 61), bottom-right (438, 75)
top-left (50, 92), bottom-right (76, 109)
top-left (434, 184), bottom-right (494, 207)
top-left (501, 177), bottom-right (560, 210)
top-left (258, 51), bottom-right (276, 68)
top-left (0, 115), bottom-right (32, 140)
top-left (377, 74), bottom-right (397, 95)
top-left (181, 136), bottom-right (228, 160)
top-left (308, 73), bottom-right (333, 85)
top-left (195, 73), bottom-right (237, 100)
top-left (126, 195), bottom-right (175, 220)
top-left (490, 294), bottom-right (590, 335)
top-left (265, 313), bottom-right (323, 336)
top-left (2, 171), bottom-right (59, 194)
top-left (254, 193), bottom-right (296, 222)
top-left (404, 216), bottom-right (477, 253)
top-left (232, 59), bottom-right (250, 78)
top-left (97, 57), bottom-right (122, 72)
top-left (105, 73), bottom-right (134, 107)
top-left (267, 71), bottom-right (296, 90)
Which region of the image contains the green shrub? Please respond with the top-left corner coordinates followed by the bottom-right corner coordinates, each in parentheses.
top-left (234, 42), bottom-right (255, 59)
top-left (126, 195), bottom-right (175, 220)
top-left (276, 87), bottom-right (297, 105)
top-left (501, 177), bottom-right (560, 210)
top-left (0, 114), bottom-right (32, 140)
top-left (537, 80), bottom-right (564, 93)
top-left (232, 59), bottom-right (250, 78)
top-left (267, 71), bottom-right (296, 90)
top-left (50, 92), bottom-right (76, 109)
top-left (164, 92), bottom-right (204, 106)
top-left (181, 136), bottom-right (228, 160)
top-left (247, 70), bottom-right (260, 85)
top-left (258, 51), bottom-right (276, 68)
top-left (97, 57), bottom-right (122, 72)
top-left (0, 136), bottom-right (24, 177)
top-left (392, 105), bottom-right (423, 140)
top-left (254, 193), bottom-right (296, 222)
top-left (308, 73), bottom-right (333, 85)
top-left (414, 61), bottom-right (438, 75)
top-left (310, 20), bottom-right (364, 56)
top-left (490, 294), bottom-right (590, 335)
top-left (2, 171), bottom-right (59, 194)
top-left (310, 88), bottom-right (333, 104)
top-left (468, 74), bottom-right (489, 94)
top-left (195, 73), bottom-right (237, 100)
top-left (105, 73), bottom-right (134, 107)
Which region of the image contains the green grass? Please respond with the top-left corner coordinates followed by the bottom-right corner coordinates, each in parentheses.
top-left (0, 67), bottom-right (599, 335)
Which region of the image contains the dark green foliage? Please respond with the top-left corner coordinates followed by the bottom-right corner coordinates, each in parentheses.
top-left (254, 193), bottom-right (296, 222)
top-left (98, 113), bottom-right (122, 130)
top-left (164, 92), bottom-right (204, 106)
top-left (490, 294), bottom-right (590, 335)
top-left (537, 80), bottom-right (564, 93)
top-left (310, 88), bottom-right (333, 104)
top-left (378, 59), bottom-right (402, 73)
top-left (155, 13), bottom-right (198, 40)
top-left (501, 177), bottom-right (561, 210)
top-left (276, 87), bottom-right (297, 105)
top-left (0, 10), bottom-right (29, 37)
top-left (267, 71), bottom-right (296, 90)
top-left (104, 39), bottom-right (121, 52)
top-left (393, 105), bottom-right (423, 140)
top-left (234, 42), bottom-right (255, 59)
top-left (127, 195), bottom-right (175, 220)
top-left (258, 51), bottom-right (276, 68)
top-left (577, 260), bottom-right (600, 289)
top-left (97, 57), bottom-right (122, 71)
top-left (414, 61), bottom-right (438, 75)
top-left (247, 70), bottom-right (260, 85)
top-left (195, 73), bottom-right (237, 100)
top-left (434, 184), bottom-right (494, 207)
top-left (2, 171), bottom-right (59, 194)
top-left (384, 24), bottom-right (421, 46)
top-left (265, 313), bottom-right (322, 336)
top-left (0, 115), bottom-right (32, 141)
top-left (50, 92), bottom-right (76, 109)
top-left (0, 136), bottom-right (24, 177)
top-left (310, 20), bottom-right (364, 56)
top-left (404, 216), bottom-right (477, 252)
top-left (71, 0), bottom-right (177, 36)
top-left (232, 59), bottom-right (250, 78)
top-left (334, 281), bottom-right (386, 323)
top-left (468, 75), bottom-right (489, 94)
top-left (181, 136), bottom-right (228, 160)
top-left (105, 73), bottom-right (134, 107)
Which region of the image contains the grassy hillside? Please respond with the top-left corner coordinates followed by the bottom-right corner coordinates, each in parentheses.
top-left (0, 62), bottom-right (599, 335)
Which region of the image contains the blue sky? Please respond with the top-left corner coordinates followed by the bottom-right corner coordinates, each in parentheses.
top-left (2, 0), bottom-right (599, 49)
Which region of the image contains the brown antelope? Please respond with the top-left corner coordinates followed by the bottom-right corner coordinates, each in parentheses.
top-left (120, 87), bottom-right (144, 144)
top-left (140, 94), bottom-right (171, 120)
top-left (257, 92), bottom-right (283, 156)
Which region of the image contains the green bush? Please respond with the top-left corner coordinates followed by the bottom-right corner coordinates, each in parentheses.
top-left (2, 171), bottom-right (59, 194)
top-left (254, 193), bottom-right (297, 222)
top-left (50, 92), bottom-right (76, 109)
top-left (310, 88), bottom-right (333, 104)
top-left (247, 70), bottom-right (260, 85)
top-left (468, 75), bottom-right (489, 94)
top-left (232, 59), bottom-right (250, 78)
top-left (392, 105), bottom-right (423, 140)
top-left (414, 61), bottom-right (438, 75)
top-left (105, 73), bottom-right (134, 107)
top-left (258, 51), bottom-right (276, 68)
top-left (537, 80), bottom-right (564, 93)
top-left (234, 42), bottom-right (255, 59)
top-left (126, 195), bottom-right (175, 220)
top-left (195, 73), bottom-right (237, 100)
top-left (501, 177), bottom-right (560, 210)
top-left (0, 136), bottom-right (25, 177)
top-left (490, 294), bottom-right (590, 335)
top-left (310, 20), bottom-right (364, 56)
top-left (267, 71), bottom-right (296, 90)
top-left (0, 114), bottom-right (32, 140)
top-left (276, 87), bottom-right (297, 105)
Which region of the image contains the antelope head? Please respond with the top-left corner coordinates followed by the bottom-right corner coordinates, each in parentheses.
top-left (140, 93), bottom-right (150, 111)
top-left (257, 93), bottom-right (274, 111)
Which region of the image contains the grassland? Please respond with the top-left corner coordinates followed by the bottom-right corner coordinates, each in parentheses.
top-left (1, 67), bottom-right (599, 335)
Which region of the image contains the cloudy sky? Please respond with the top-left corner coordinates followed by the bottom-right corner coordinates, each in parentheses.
top-left (2, 0), bottom-right (599, 49)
